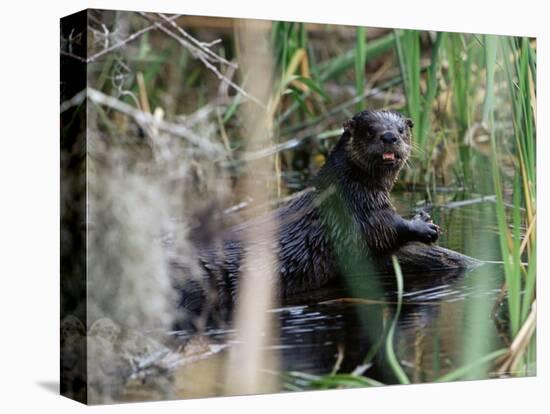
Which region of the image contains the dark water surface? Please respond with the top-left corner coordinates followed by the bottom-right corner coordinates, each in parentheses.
top-left (166, 190), bottom-right (513, 394)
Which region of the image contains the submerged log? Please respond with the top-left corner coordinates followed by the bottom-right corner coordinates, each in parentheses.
top-left (295, 243), bottom-right (481, 305)
top-left (377, 242), bottom-right (482, 275)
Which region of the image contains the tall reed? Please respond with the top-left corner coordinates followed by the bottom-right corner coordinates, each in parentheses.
top-left (394, 30), bottom-right (445, 171)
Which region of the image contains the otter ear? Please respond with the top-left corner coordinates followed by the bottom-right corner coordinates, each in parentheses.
top-left (343, 119), bottom-right (356, 135)
top-left (405, 118), bottom-right (414, 129)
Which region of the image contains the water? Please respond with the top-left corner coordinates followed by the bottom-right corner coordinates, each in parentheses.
top-left (114, 190), bottom-right (515, 401)
top-left (196, 192), bottom-right (508, 382)
top-left (273, 262), bottom-right (506, 384)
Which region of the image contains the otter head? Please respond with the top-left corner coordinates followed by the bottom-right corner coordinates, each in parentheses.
top-left (342, 110), bottom-right (413, 186)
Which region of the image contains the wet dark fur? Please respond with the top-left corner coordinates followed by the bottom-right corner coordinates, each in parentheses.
top-left (174, 110), bottom-right (440, 329)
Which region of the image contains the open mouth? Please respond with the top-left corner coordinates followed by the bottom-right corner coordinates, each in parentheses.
top-left (382, 152), bottom-right (396, 163)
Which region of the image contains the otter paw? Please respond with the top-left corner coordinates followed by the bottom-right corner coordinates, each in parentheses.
top-left (411, 220), bottom-right (440, 243)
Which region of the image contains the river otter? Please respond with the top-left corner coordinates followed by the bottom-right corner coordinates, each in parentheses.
top-left (174, 109), bottom-right (440, 329)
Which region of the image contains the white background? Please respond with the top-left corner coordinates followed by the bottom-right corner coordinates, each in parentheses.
top-left (0, 0), bottom-right (547, 412)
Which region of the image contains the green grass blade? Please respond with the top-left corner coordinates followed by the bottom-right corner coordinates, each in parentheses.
top-left (385, 256), bottom-right (410, 385)
top-left (481, 34), bottom-right (498, 123)
top-left (310, 374), bottom-right (384, 389)
top-left (522, 240), bottom-right (536, 321)
top-left (418, 32), bottom-right (445, 164)
top-left (489, 122), bottom-right (519, 337)
top-left (319, 32), bottom-right (397, 82)
top-left (355, 26), bottom-right (367, 112)
top-left (435, 349), bottom-right (507, 382)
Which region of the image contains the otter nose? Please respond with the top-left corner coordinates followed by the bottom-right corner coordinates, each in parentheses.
top-left (380, 132), bottom-right (397, 144)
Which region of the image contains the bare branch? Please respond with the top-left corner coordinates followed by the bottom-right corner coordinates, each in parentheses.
top-left (156, 13), bottom-right (237, 69)
top-left (62, 15), bottom-right (181, 63)
top-left (60, 50), bottom-right (87, 63)
top-left (87, 88), bottom-right (224, 157)
top-left (60, 89), bottom-right (87, 112)
top-left (87, 16), bottom-right (181, 63)
top-left (235, 117), bottom-right (339, 162)
top-left (138, 12), bottom-right (266, 109)
top-left (201, 38), bottom-right (223, 48)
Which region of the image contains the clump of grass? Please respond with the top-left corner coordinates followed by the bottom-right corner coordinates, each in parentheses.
top-left (394, 30), bottom-right (445, 174)
top-left (444, 33), bottom-right (474, 186)
top-left (354, 26), bottom-right (367, 112)
top-left (271, 21), bottom-right (327, 120)
top-left (489, 36), bottom-right (536, 373)
top-left (281, 371), bottom-right (383, 391)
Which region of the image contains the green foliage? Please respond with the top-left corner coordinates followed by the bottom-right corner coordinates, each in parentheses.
top-left (490, 37), bottom-right (536, 347)
top-left (435, 349), bottom-right (507, 382)
top-left (354, 27), bottom-right (367, 112)
top-left (394, 30), bottom-right (445, 169)
top-left (386, 256), bottom-right (410, 384)
top-left (282, 371), bottom-right (383, 391)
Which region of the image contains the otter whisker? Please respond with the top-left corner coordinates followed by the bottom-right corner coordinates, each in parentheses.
top-left (410, 142), bottom-right (426, 155)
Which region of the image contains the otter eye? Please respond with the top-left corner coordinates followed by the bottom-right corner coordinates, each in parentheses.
top-left (398, 126), bottom-right (404, 134)
top-left (365, 125), bottom-right (376, 138)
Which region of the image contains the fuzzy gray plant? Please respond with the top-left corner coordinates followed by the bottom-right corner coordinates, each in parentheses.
top-left (86, 121), bottom-right (226, 332)
top-left (87, 166), bottom-right (178, 331)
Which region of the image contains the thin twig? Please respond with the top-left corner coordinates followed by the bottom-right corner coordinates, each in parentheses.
top-left (519, 213), bottom-right (536, 255)
top-left (87, 88), bottom-right (223, 156)
top-left (176, 98), bottom-right (229, 127)
top-left (137, 12), bottom-right (203, 59)
top-left (89, 14), bottom-right (180, 63)
top-left (62, 15), bottom-right (181, 63)
top-left (496, 300), bottom-right (536, 375)
top-left (138, 12), bottom-right (265, 109)
top-left (156, 13), bottom-right (237, 68)
top-left (441, 195), bottom-right (496, 209)
top-left (60, 89), bottom-right (87, 112)
top-left (223, 188), bottom-right (313, 216)
top-left (232, 117), bottom-right (339, 163)
top-left (60, 50), bottom-right (87, 63)
top-left (331, 344), bottom-right (345, 375)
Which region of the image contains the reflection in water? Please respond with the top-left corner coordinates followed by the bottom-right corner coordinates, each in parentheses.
top-left (267, 263), bottom-right (504, 384)
top-left (168, 262), bottom-right (506, 391)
